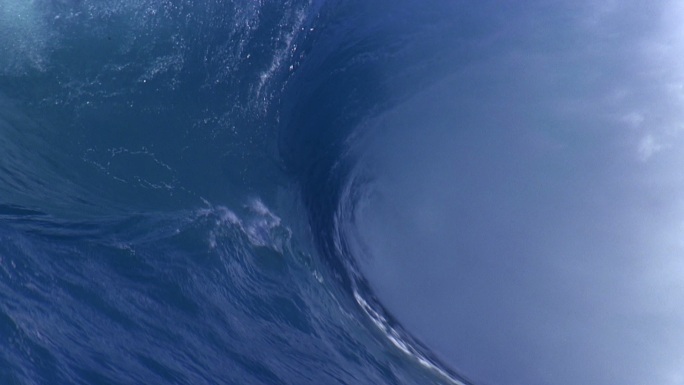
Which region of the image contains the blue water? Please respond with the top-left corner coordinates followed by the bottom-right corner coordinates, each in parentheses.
top-left (0, 1), bottom-right (471, 384)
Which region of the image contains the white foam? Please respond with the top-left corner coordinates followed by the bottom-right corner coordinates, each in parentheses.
top-left (199, 200), bottom-right (291, 252)
top-left (0, 0), bottom-right (50, 73)
top-left (254, 2), bottom-right (311, 105)
top-left (354, 291), bottom-right (468, 385)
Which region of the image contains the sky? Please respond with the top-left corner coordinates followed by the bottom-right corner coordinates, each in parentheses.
top-left (352, 1), bottom-right (684, 384)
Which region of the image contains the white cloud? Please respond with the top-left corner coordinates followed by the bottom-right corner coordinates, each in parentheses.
top-left (638, 134), bottom-right (663, 161)
top-left (621, 111), bottom-right (645, 128)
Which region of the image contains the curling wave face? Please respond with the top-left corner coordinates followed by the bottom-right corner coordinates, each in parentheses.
top-left (0, 1), bottom-right (470, 384)
top-left (5, 1), bottom-right (683, 384)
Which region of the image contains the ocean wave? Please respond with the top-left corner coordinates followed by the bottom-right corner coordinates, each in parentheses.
top-left (0, 0), bottom-right (468, 384)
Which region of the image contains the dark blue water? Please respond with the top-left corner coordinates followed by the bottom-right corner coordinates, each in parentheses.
top-left (0, 1), bottom-right (472, 384)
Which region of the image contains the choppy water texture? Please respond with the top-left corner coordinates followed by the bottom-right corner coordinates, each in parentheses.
top-left (4, 1), bottom-right (684, 385)
top-left (0, 1), bottom-right (468, 384)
